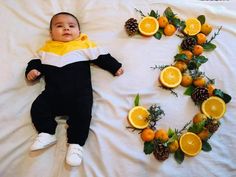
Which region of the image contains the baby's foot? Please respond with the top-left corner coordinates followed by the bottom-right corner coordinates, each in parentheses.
top-left (30, 133), bottom-right (57, 151)
top-left (66, 144), bottom-right (83, 166)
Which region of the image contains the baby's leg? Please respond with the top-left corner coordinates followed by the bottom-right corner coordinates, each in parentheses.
top-left (31, 93), bottom-right (57, 134)
top-left (67, 95), bottom-right (93, 146)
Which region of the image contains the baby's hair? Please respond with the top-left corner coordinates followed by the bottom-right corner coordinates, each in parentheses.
top-left (49, 12), bottom-right (80, 30)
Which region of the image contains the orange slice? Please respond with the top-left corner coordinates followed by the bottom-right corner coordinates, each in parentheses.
top-left (201, 96), bottom-right (226, 119)
top-left (159, 66), bottom-right (182, 88)
top-left (138, 16), bottom-right (159, 36)
top-left (128, 106), bottom-right (150, 129)
top-left (184, 18), bottom-right (201, 36)
top-left (179, 132), bottom-right (202, 156)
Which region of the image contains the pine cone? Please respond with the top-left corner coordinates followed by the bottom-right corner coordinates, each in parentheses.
top-left (153, 142), bottom-right (169, 161)
top-left (191, 87), bottom-right (209, 105)
top-left (205, 118), bottom-right (220, 133)
top-left (181, 37), bottom-right (197, 51)
top-left (124, 18), bottom-right (138, 36)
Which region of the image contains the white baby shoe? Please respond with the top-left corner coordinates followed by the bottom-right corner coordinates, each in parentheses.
top-left (66, 144), bottom-right (83, 166)
top-left (30, 132), bottom-right (57, 151)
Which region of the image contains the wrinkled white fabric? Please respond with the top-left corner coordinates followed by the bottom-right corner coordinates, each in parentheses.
top-left (0, 0), bottom-right (236, 177)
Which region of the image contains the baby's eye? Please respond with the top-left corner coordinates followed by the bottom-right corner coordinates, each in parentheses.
top-left (56, 25), bottom-right (63, 28)
top-left (69, 25), bottom-right (75, 28)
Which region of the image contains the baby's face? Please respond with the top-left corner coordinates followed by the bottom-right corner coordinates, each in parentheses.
top-left (50, 14), bottom-right (80, 42)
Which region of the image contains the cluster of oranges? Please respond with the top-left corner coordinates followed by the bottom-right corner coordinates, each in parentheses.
top-left (126, 7), bottom-right (230, 163)
top-left (138, 15), bottom-right (177, 37)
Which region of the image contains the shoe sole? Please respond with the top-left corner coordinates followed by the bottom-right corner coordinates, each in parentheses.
top-left (31, 140), bottom-right (57, 151)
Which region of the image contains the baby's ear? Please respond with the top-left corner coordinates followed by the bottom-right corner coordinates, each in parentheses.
top-left (50, 30), bottom-right (53, 39)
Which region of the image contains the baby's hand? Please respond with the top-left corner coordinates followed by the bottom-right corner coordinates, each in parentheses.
top-left (115, 67), bottom-right (124, 76)
top-left (27, 69), bottom-right (41, 81)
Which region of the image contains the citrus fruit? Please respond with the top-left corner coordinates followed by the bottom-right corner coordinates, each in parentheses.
top-left (164, 24), bottom-right (176, 36)
top-left (193, 76), bottom-right (206, 87)
top-left (207, 84), bottom-right (215, 96)
top-left (196, 33), bottom-right (207, 45)
top-left (201, 23), bottom-right (213, 36)
top-left (179, 132), bottom-right (202, 156)
top-left (128, 106), bottom-right (150, 129)
top-left (158, 16), bottom-right (168, 28)
top-left (141, 128), bottom-right (155, 142)
top-left (183, 18), bottom-right (201, 36)
top-left (193, 45), bottom-right (203, 56)
top-left (173, 61), bottom-right (187, 73)
top-left (197, 128), bottom-right (210, 140)
top-left (201, 96), bottom-right (226, 119)
top-left (138, 16), bottom-right (159, 36)
top-left (155, 129), bottom-right (169, 142)
top-left (181, 73), bottom-right (193, 87)
top-left (168, 140), bottom-right (179, 153)
top-left (159, 66), bottom-right (182, 88)
top-left (181, 50), bottom-right (193, 61)
top-left (192, 112), bottom-right (207, 124)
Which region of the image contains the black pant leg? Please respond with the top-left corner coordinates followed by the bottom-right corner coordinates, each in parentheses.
top-left (31, 93), bottom-right (57, 134)
top-left (66, 95), bottom-right (93, 146)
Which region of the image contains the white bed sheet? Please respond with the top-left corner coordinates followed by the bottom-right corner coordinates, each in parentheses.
top-left (0, 0), bottom-right (236, 177)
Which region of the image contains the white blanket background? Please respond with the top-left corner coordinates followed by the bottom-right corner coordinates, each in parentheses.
top-left (0, 0), bottom-right (236, 177)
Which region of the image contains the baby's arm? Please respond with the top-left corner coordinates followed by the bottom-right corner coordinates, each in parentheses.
top-left (91, 54), bottom-right (123, 76)
top-left (25, 59), bottom-right (42, 81)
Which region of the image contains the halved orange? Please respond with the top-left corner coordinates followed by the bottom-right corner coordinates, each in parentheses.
top-left (159, 66), bottom-right (182, 88)
top-left (138, 16), bottom-right (159, 36)
top-left (179, 132), bottom-right (202, 156)
top-left (128, 106), bottom-right (150, 129)
top-left (201, 96), bottom-right (226, 119)
top-left (183, 18), bottom-right (201, 36)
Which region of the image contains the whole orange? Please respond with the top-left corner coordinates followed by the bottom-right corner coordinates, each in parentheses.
top-left (207, 84), bottom-right (215, 96)
top-left (181, 73), bottom-right (193, 87)
top-left (141, 128), bottom-right (155, 142)
top-left (155, 129), bottom-right (169, 142)
top-left (164, 24), bottom-right (176, 36)
top-left (193, 45), bottom-right (203, 56)
top-left (201, 23), bottom-right (212, 36)
top-left (173, 61), bottom-right (188, 73)
top-left (197, 128), bottom-right (210, 140)
top-left (192, 112), bottom-right (207, 124)
top-left (158, 16), bottom-right (168, 28)
top-left (168, 140), bottom-right (179, 153)
top-left (193, 77), bottom-right (206, 87)
top-left (196, 33), bottom-right (207, 45)
top-left (181, 50), bottom-right (193, 61)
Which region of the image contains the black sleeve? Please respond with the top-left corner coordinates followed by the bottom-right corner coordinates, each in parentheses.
top-left (25, 59), bottom-right (42, 78)
top-left (91, 54), bottom-right (122, 76)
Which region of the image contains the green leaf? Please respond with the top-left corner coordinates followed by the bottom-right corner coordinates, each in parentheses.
top-left (213, 89), bottom-right (232, 103)
top-left (154, 31), bottom-right (162, 40)
top-left (174, 54), bottom-right (188, 61)
top-left (213, 89), bottom-right (224, 98)
top-left (166, 133), bottom-right (178, 145)
top-left (203, 43), bottom-right (216, 51)
top-left (188, 121), bottom-right (205, 134)
top-left (149, 10), bottom-right (159, 18)
top-left (222, 93), bottom-right (232, 103)
top-left (197, 15), bottom-right (206, 25)
top-left (195, 56), bottom-right (208, 64)
top-left (184, 85), bottom-right (195, 96)
top-left (174, 149), bottom-right (185, 164)
top-left (164, 7), bottom-right (175, 19)
top-left (144, 141), bottom-right (154, 154)
top-left (134, 94), bottom-right (140, 106)
top-left (202, 140), bottom-right (212, 152)
top-left (168, 128), bottom-right (175, 137)
top-left (187, 61), bottom-right (198, 70)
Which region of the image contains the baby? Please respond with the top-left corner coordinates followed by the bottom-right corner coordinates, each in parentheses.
top-left (25, 12), bottom-right (123, 166)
